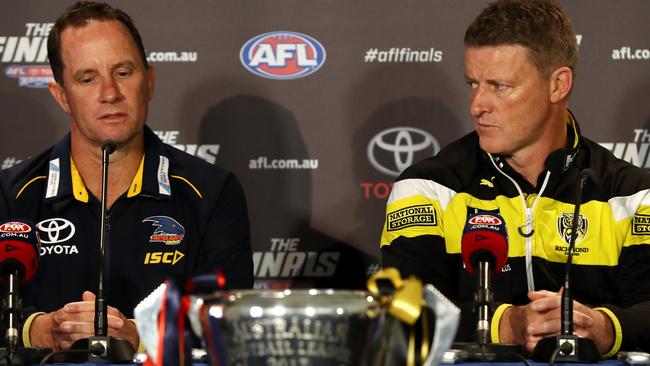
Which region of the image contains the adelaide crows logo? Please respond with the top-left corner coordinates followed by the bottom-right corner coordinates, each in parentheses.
top-left (143, 216), bottom-right (185, 245)
top-left (557, 213), bottom-right (588, 245)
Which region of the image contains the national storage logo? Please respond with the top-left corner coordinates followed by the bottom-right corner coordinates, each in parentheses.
top-left (632, 214), bottom-right (650, 235)
top-left (387, 204), bottom-right (437, 231)
top-left (240, 31), bottom-right (326, 80)
top-left (1, 23), bottom-right (54, 88)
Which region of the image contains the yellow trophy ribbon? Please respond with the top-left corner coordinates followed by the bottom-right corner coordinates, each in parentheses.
top-left (367, 267), bottom-right (430, 366)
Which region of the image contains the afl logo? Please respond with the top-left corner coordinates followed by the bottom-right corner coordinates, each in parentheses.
top-left (468, 215), bottom-right (502, 225)
top-left (368, 127), bottom-right (439, 177)
top-left (0, 221), bottom-right (31, 233)
top-left (240, 31), bottom-right (326, 80)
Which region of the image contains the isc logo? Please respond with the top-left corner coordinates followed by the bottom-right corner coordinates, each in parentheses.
top-left (240, 31), bottom-right (326, 79)
top-left (0, 221), bottom-right (31, 233)
top-left (144, 250), bottom-right (184, 265)
top-left (468, 215), bottom-right (502, 225)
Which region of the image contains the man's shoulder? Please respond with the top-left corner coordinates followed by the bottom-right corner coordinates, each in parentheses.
top-left (162, 143), bottom-right (242, 200)
top-left (165, 144), bottom-right (232, 179)
top-left (398, 132), bottom-right (481, 186)
top-left (0, 147), bottom-right (53, 196)
top-left (582, 137), bottom-right (650, 193)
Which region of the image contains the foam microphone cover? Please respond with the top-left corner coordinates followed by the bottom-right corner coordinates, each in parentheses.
top-left (461, 212), bottom-right (509, 273)
top-left (0, 219), bottom-right (40, 284)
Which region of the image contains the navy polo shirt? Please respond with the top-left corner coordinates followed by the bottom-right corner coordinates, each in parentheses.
top-left (0, 126), bottom-right (253, 320)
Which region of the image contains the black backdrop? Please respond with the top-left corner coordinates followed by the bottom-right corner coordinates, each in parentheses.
top-left (1, 1), bottom-right (649, 289)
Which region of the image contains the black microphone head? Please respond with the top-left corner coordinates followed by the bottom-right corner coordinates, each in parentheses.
top-left (0, 219), bottom-right (40, 283)
top-left (101, 140), bottom-right (117, 155)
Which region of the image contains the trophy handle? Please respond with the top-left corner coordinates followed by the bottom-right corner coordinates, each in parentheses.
top-left (422, 284), bottom-right (460, 366)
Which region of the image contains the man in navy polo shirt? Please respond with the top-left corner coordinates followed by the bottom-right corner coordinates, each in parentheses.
top-left (0, 1), bottom-right (253, 351)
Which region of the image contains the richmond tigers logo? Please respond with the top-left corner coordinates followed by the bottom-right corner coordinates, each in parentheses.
top-left (557, 212), bottom-right (588, 245)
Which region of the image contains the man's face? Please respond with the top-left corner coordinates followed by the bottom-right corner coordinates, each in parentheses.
top-left (49, 20), bottom-right (155, 148)
top-left (465, 45), bottom-right (554, 157)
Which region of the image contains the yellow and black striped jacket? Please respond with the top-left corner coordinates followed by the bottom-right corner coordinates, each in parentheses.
top-left (381, 117), bottom-right (650, 355)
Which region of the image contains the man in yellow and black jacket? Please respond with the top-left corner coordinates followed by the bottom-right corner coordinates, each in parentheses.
top-left (381, 0), bottom-right (650, 357)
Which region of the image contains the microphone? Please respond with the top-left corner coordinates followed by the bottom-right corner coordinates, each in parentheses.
top-left (101, 140), bottom-right (116, 155)
top-left (0, 220), bottom-right (40, 284)
top-left (532, 168), bottom-right (601, 362)
top-left (69, 141), bottom-right (135, 363)
top-left (0, 220), bottom-right (40, 358)
top-left (96, 140), bottom-right (115, 338)
top-left (461, 212), bottom-right (509, 345)
top-left (451, 212), bottom-right (523, 361)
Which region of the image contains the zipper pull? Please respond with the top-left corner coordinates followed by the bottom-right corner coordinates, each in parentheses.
top-left (517, 207), bottom-right (535, 238)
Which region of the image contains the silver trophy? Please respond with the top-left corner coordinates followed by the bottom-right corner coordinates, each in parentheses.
top-left (135, 274), bottom-right (459, 366)
top-left (199, 289), bottom-right (380, 366)
top-left (196, 286), bottom-right (459, 366)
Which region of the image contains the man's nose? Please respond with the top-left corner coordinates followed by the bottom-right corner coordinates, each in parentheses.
top-left (100, 76), bottom-right (124, 103)
top-left (470, 86), bottom-right (490, 118)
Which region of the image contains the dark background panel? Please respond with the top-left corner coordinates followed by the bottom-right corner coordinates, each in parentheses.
top-left (1, 0), bottom-right (649, 289)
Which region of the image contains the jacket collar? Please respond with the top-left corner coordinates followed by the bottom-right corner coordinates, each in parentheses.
top-left (488, 110), bottom-right (582, 193)
top-left (43, 126), bottom-right (173, 204)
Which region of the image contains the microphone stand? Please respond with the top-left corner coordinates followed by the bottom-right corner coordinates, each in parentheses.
top-left (531, 172), bottom-right (600, 362)
top-left (452, 258), bottom-right (523, 361)
top-left (0, 272), bottom-right (51, 365)
top-left (476, 261), bottom-right (490, 345)
top-left (68, 141), bottom-right (135, 363)
top-left (6, 272), bottom-right (19, 356)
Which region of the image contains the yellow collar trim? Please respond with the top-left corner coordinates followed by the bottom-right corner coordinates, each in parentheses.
top-left (171, 175), bottom-right (203, 199)
top-left (567, 113), bottom-right (579, 148)
top-left (127, 155), bottom-right (145, 198)
top-left (70, 158), bottom-right (89, 203)
top-left (16, 176), bottom-right (47, 199)
top-left (71, 155), bottom-right (145, 201)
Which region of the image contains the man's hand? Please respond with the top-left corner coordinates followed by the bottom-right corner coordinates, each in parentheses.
top-left (499, 289), bottom-right (614, 354)
top-left (29, 291), bottom-right (139, 351)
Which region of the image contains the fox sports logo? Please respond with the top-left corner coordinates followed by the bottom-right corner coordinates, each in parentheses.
top-left (240, 31), bottom-right (326, 80)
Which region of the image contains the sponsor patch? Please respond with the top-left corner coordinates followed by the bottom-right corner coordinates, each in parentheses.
top-left (37, 218), bottom-right (75, 244)
top-left (0, 221), bottom-right (31, 233)
top-left (479, 178), bottom-right (494, 188)
top-left (46, 158), bottom-right (60, 198)
top-left (143, 216), bottom-right (185, 245)
top-left (144, 250), bottom-right (185, 265)
top-left (157, 155), bottom-right (171, 195)
top-left (387, 204), bottom-right (436, 231)
top-left (632, 214), bottom-right (650, 235)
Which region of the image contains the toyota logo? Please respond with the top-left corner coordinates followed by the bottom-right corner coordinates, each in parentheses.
top-left (37, 218), bottom-right (76, 244)
top-left (367, 127), bottom-right (440, 177)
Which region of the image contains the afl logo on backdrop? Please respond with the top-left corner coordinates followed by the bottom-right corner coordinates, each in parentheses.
top-left (240, 31), bottom-right (326, 79)
top-left (368, 127), bottom-right (440, 177)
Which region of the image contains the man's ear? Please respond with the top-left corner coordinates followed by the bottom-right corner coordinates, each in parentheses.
top-left (47, 81), bottom-right (71, 114)
top-left (549, 66), bottom-right (573, 103)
